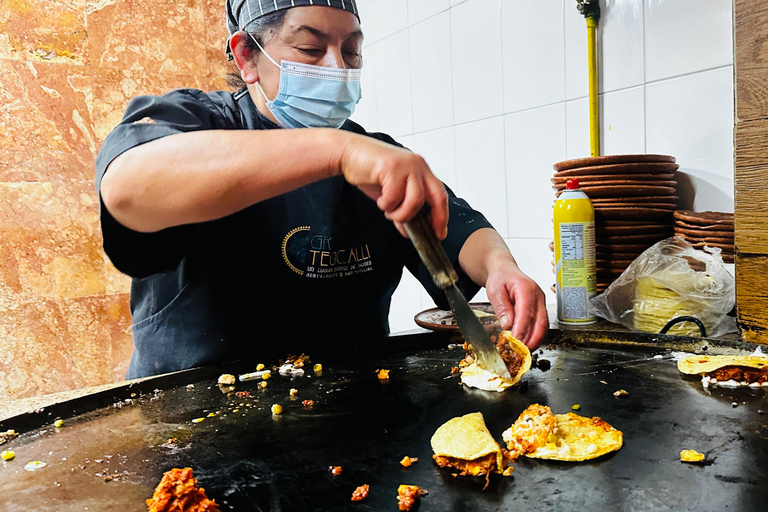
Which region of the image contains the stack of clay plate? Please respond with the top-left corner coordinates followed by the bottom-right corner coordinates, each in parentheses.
top-left (673, 210), bottom-right (734, 263)
top-left (551, 154), bottom-right (679, 293)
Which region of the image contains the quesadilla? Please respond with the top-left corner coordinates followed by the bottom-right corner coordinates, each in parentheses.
top-left (460, 332), bottom-right (532, 392)
top-left (502, 404), bottom-right (623, 462)
top-left (677, 354), bottom-right (768, 388)
top-left (431, 412), bottom-right (506, 477)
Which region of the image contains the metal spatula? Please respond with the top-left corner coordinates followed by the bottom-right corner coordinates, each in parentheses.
top-left (404, 207), bottom-right (513, 380)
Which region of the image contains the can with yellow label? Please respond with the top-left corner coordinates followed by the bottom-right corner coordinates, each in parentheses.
top-left (554, 178), bottom-right (597, 324)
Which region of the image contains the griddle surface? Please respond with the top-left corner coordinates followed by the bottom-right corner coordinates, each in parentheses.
top-left (2, 342), bottom-right (767, 511)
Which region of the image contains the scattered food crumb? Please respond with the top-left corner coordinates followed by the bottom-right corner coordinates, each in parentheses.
top-left (24, 460), bottom-right (47, 471)
top-left (450, 366), bottom-right (460, 375)
top-left (732, 402), bottom-right (738, 408)
top-left (759, 410), bottom-right (765, 415)
top-left (376, 369), bottom-right (390, 380)
top-left (191, 418), bottom-right (205, 424)
top-left (235, 391), bottom-right (252, 398)
top-left (53, 419), bottom-right (63, 428)
top-left (262, 372), bottom-right (271, 381)
top-left (302, 400), bottom-right (315, 408)
top-left (351, 484), bottom-right (369, 502)
top-left (314, 364), bottom-right (323, 372)
top-left (146, 467), bottom-right (219, 512)
top-left (653, 354), bottom-right (664, 359)
top-left (680, 449), bottom-right (706, 463)
top-left (613, 389), bottom-right (629, 397)
top-left (537, 359), bottom-right (551, 371)
top-left (1, 450), bottom-right (15, 461)
top-left (329, 466), bottom-right (342, 476)
top-left (271, 404), bottom-right (283, 415)
top-left (186, 384), bottom-right (195, 390)
top-left (218, 374), bottom-right (236, 386)
top-left (207, 412), bottom-right (216, 417)
top-left (397, 485), bottom-right (423, 511)
top-left (290, 389), bottom-right (298, 396)
top-left (400, 456), bottom-right (419, 467)
top-left (0, 430), bottom-right (18, 445)
top-left (571, 404), bottom-right (581, 410)
top-left (258, 382), bottom-right (268, 389)
top-left (599, 380), bottom-right (608, 385)
top-left (161, 438), bottom-right (178, 449)
top-left (502, 466), bottom-right (514, 476)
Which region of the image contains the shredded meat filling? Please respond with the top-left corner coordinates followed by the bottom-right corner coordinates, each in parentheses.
top-left (432, 452), bottom-right (496, 476)
top-left (397, 485), bottom-right (421, 511)
top-left (707, 366), bottom-right (768, 383)
top-left (495, 337), bottom-right (523, 377)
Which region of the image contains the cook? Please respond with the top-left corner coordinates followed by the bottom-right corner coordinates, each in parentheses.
top-left (95, 0), bottom-right (548, 379)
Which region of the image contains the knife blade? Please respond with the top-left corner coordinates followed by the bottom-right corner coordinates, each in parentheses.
top-left (403, 207), bottom-right (513, 381)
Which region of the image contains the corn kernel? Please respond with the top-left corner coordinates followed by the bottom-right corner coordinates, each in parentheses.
top-left (53, 419), bottom-right (63, 428)
top-left (1, 450), bottom-right (15, 461)
top-left (547, 433), bottom-right (558, 444)
top-left (313, 364), bottom-right (322, 372)
top-left (289, 388), bottom-right (298, 396)
top-left (571, 404), bottom-right (581, 410)
top-left (262, 372), bottom-right (271, 381)
top-left (191, 417), bottom-right (205, 424)
top-left (271, 404), bottom-right (283, 415)
top-left (256, 364), bottom-right (265, 371)
top-left (258, 381), bottom-right (268, 389)
top-left (207, 412), bottom-right (216, 417)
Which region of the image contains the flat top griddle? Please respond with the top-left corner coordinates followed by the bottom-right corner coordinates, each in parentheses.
top-left (1, 332), bottom-right (767, 512)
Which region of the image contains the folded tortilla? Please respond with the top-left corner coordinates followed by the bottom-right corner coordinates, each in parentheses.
top-left (430, 412), bottom-right (503, 474)
top-left (460, 332), bottom-right (532, 392)
top-left (677, 355), bottom-right (768, 375)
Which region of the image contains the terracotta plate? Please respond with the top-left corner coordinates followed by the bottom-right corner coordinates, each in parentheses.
top-left (601, 218), bottom-right (676, 225)
top-left (674, 226), bottom-right (733, 238)
top-left (591, 195), bottom-right (679, 204)
top-left (414, 303), bottom-right (497, 332)
top-left (551, 173), bottom-right (675, 184)
top-left (673, 210), bottom-right (734, 225)
top-left (596, 224), bottom-right (672, 235)
top-left (553, 180), bottom-right (678, 190)
top-left (554, 155), bottom-right (677, 172)
top-left (556, 185), bottom-right (677, 198)
top-left (594, 203), bottom-right (676, 210)
top-left (596, 233), bottom-right (670, 243)
top-left (689, 241), bottom-right (734, 250)
top-left (675, 219), bottom-right (734, 230)
top-left (681, 236), bottom-right (735, 245)
top-left (594, 207), bottom-right (675, 219)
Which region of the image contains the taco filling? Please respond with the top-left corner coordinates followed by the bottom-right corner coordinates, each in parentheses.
top-left (677, 354), bottom-right (768, 388)
top-left (459, 332), bottom-right (532, 392)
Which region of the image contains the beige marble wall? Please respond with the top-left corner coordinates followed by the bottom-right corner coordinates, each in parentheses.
top-left (0, 0), bottom-right (231, 401)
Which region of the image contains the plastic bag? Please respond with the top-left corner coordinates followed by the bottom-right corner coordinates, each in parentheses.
top-left (590, 236), bottom-right (736, 337)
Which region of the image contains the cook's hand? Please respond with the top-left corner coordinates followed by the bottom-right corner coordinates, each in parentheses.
top-left (339, 134), bottom-right (448, 239)
top-left (485, 264), bottom-right (548, 350)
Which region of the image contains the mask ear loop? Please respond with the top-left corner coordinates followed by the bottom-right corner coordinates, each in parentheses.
top-left (246, 32), bottom-right (281, 104)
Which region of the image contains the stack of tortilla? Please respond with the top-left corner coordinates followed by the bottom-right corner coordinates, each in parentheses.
top-left (550, 154), bottom-right (678, 294)
top-left (673, 210), bottom-right (734, 263)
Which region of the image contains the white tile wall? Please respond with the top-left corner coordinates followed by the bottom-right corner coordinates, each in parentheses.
top-left (505, 103), bottom-right (566, 239)
top-left (452, 0), bottom-right (504, 123)
top-left (353, 0), bottom-right (735, 332)
top-left (454, 116), bottom-right (509, 236)
top-left (409, 12), bottom-right (455, 132)
top-left (645, 0), bottom-right (733, 82)
top-left (502, 0), bottom-right (565, 113)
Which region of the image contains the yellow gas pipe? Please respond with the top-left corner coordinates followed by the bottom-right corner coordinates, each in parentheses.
top-left (578, 0), bottom-right (601, 157)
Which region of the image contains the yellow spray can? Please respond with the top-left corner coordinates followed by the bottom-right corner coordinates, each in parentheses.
top-left (554, 178), bottom-right (597, 324)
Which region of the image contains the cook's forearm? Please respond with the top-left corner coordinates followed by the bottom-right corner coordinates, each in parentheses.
top-left (457, 228), bottom-right (521, 286)
top-left (100, 128), bottom-right (349, 232)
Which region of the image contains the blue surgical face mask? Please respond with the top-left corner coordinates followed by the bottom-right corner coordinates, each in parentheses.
top-left (249, 34), bottom-right (362, 129)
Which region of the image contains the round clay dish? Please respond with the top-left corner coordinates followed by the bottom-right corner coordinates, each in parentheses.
top-left (596, 224), bottom-right (671, 235)
top-left (594, 208), bottom-right (674, 219)
top-left (594, 203), bottom-right (676, 210)
top-left (591, 195), bottom-right (679, 204)
top-left (675, 219), bottom-right (733, 230)
top-left (556, 185), bottom-right (677, 198)
top-left (553, 155), bottom-right (677, 172)
top-left (551, 173), bottom-right (675, 184)
top-left (674, 226), bottom-right (733, 238)
top-left (689, 241), bottom-right (734, 250)
top-left (673, 210), bottom-right (734, 225)
top-left (553, 180), bottom-right (678, 190)
top-left (414, 303), bottom-right (497, 332)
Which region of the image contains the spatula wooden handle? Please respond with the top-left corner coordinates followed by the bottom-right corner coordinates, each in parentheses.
top-left (403, 206), bottom-right (459, 290)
